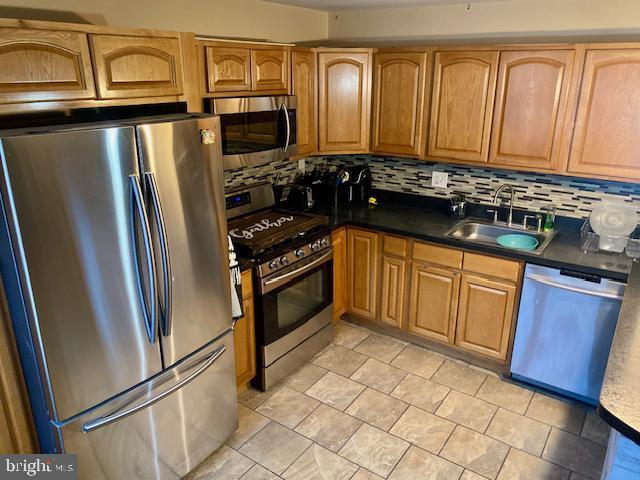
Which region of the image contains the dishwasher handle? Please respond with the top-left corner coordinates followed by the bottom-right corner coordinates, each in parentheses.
top-left (526, 273), bottom-right (625, 301)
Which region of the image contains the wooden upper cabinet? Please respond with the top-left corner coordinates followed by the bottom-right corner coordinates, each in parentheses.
top-left (292, 49), bottom-right (317, 156)
top-left (318, 50), bottom-right (372, 153)
top-left (205, 46), bottom-right (251, 93)
top-left (89, 34), bottom-right (183, 99)
top-left (567, 49), bottom-right (640, 180)
top-left (347, 228), bottom-right (378, 321)
top-left (428, 51), bottom-right (499, 163)
top-left (489, 50), bottom-right (575, 171)
top-left (371, 51), bottom-right (429, 157)
top-left (408, 263), bottom-right (460, 344)
top-left (0, 27), bottom-right (95, 103)
top-left (251, 48), bottom-right (289, 93)
top-left (455, 273), bottom-right (516, 361)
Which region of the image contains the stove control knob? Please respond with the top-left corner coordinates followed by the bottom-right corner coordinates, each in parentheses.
top-left (320, 238), bottom-right (329, 248)
top-left (268, 260), bottom-right (279, 269)
top-left (311, 241), bottom-right (321, 251)
top-left (294, 249), bottom-right (305, 258)
top-left (280, 256), bottom-right (290, 266)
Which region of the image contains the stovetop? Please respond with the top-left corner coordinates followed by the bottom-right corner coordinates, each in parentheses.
top-left (228, 208), bottom-right (329, 258)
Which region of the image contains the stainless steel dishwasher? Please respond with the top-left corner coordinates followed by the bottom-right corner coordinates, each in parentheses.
top-left (511, 264), bottom-right (626, 405)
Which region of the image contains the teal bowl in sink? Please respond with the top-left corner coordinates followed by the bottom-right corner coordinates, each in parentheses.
top-left (496, 234), bottom-right (539, 251)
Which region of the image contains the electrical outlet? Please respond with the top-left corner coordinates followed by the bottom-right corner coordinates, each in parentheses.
top-left (431, 171), bottom-right (448, 188)
top-left (298, 158), bottom-right (305, 173)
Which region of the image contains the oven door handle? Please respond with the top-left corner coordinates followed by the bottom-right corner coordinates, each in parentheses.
top-left (262, 250), bottom-right (332, 293)
top-left (279, 104), bottom-right (291, 152)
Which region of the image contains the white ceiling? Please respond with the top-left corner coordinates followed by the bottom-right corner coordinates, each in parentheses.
top-left (264, 0), bottom-right (502, 11)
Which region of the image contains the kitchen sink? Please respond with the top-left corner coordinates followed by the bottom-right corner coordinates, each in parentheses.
top-left (444, 218), bottom-right (557, 255)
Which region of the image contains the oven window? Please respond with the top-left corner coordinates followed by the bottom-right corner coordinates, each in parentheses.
top-left (276, 270), bottom-right (324, 329)
top-left (220, 111), bottom-right (279, 155)
top-left (258, 259), bottom-right (333, 345)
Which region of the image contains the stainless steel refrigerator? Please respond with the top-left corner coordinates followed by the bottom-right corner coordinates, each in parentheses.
top-left (0, 114), bottom-right (237, 479)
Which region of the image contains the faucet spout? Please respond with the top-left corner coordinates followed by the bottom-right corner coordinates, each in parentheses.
top-left (492, 184), bottom-right (515, 226)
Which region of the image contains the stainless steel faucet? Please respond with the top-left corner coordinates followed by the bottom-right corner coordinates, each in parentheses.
top-left (492, 184), bottom-right (515, 226)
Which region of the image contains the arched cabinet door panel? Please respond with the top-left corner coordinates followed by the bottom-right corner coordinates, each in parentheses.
top-left (489, 50), bottom-right (575, 172)
top-left (318, 50), bottom-right (372, 153)
top-left (0, 27), bottom-right (95, 103)
top-left (428, 51), bottom-right (499, 163)
top-left (567, 49), bottom-right (640, 180)
top-left (251, 49), bottom-right (289, 93)
top-left (371, 51), bottom-right (429, 157)
top-left (205, 46), bottom-right (251, 93)
top-left (90, 34), bottom-right (183, 99)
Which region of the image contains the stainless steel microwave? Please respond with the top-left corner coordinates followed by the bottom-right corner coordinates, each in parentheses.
top-left (206, 95), bottom-right (297, 171)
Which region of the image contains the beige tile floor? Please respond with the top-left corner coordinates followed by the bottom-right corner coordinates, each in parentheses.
top-left (184, 321), bottom-right (611, 480)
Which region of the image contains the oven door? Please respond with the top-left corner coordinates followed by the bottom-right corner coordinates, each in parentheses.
top-left (210, 95), bottom-right (298, 170)
top-left (256, 249), bottom-right (333, 349)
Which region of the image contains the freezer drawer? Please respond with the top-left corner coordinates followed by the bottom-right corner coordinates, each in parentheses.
top-left (511, 264), bottom-right (625, 404)
top-left (57, 331), bottom-right (237, 480)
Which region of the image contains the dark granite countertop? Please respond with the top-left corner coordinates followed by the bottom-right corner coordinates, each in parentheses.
top-left (322, 195), bottom-right (633, 281)
top-left (599, 264), bottom-right (640, 444)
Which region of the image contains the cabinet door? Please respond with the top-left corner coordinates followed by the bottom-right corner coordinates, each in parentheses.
top-left (428, 51), bottom-right (499, 162)
top-left (567, 49), bottom-right (640, 180)
top-left (204, 46), bottom-right (251, 93)
top-left (251, 48), bottom-right (289, 93)
top-left (318, 51), bottom-right (371, 153)
top-left (380, 255), bottom-right (406, 328)
top-left (347, 228), bottom-right (378, 321)
top-left (489, 50), bottom-right (575, 171)
top-left (371, 51), bottom-right (428, 157)
top-left (292, 49), bottom-right (317, 156)
top-left (234, 297), bottom-right (256, 387)
top-left (408, 263), bottom-right (460, 344)
top-left (455, 273), bottom-right (516, 361)
top-left (331, 227), bottom-right (347, 321)
top-left (90, 34), bottom-right (183, 99)
top-left (0, 27), bottom-right (95, 103)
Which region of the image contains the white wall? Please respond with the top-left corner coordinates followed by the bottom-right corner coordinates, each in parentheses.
top-left (0, 0), bottom-right (328, 42)
top-left (328, 0), bottom-right (640, 42)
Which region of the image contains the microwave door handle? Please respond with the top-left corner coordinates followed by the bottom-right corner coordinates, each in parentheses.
top-left (130, 175), bottom-right (158, 344)
top-left (81, 344), bottom-right (226, 433)
top-left (283, 104), bottom-right (291, 152)
top-left (278, 104), bottom-right (291, 152)
top-left (145, 172), bottom-right (172, 336)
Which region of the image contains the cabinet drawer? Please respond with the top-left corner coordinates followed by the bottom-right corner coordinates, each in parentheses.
top-left (463, 253), bottom-right (520, 282)
top-left (383, 235), bottom-right (408, 257)
top-left (90, 34), bottom-right (183, 99)
top-left (241, 269), bottom-right (253, 300)
top-left (413, 242), bottom-right (463, 269)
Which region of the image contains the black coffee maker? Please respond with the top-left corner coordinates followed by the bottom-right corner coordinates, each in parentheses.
top-left (337, 165), bottom-right (372, 204)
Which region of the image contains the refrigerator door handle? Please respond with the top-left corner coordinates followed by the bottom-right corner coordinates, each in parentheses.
top-left (81, 343), bottom-right (226, 433)
top-left (145, 171), bottom-right (172, 336)
top-left (130, 174), bottom-right (158, 344)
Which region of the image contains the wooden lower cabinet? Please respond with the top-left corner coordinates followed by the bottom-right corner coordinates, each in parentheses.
top-left (234, 270), bottom-right (256, 389)
top-left (347, 228), bottom-right (378, 321)
top-left (455, 273), bottom-right (516, 361)
top-left (332, 228), bottom-right (347, 321)
top-left (407, 263), bottom-right (460, 344)
top-left (380, 255), bottom-right (406, 328)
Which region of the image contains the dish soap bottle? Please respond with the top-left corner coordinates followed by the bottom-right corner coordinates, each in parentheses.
top-left (543, 207), bottom-right (556, 232)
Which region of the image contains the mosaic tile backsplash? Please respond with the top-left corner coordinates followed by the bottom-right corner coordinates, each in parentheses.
top-left (225, 155), bottom-right (640, 219)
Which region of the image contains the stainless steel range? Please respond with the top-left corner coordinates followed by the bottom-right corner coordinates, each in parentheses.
top-left (226, 182), bottom-right (333, 390)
